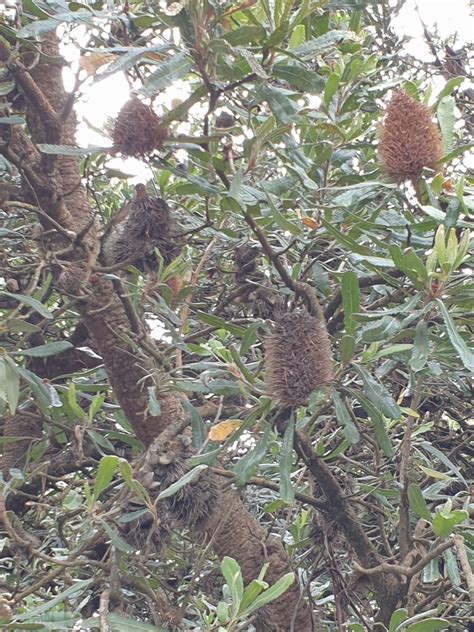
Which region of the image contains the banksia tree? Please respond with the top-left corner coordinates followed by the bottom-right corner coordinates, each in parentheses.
top-left (265, 310), bottom-right (333, 407)
top-left (105, 183), bottom-right (183, 273)
top-left (378, 91), bottom-right (442, 182)
top-left (112, 97), bottom-right (168, 157)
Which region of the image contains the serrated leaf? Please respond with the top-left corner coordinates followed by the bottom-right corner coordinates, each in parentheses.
top-left (37, 144), bottom-right (107, 156)
top-left (82, 613), bottom-right (165, 631)
top-left (101, 520), bottom-right (134, 552)
top-left (435, 300), bottom-right (474, 371)
top-left (14, 579), bottom-right (93, 621)
top-left (407, 483), bottom-right (432, 521)
top-left (17, 10), bottom-right (93, 37)
top-left (157, 464), bottom-right (208, 500)
top-left (332, 391), bottom-right (359, 444)
top-left (437, 96), bottom-right (455, 154)
top-left (294, 30), bottom-right (357, 57)
top-left (273, 64), bottom-right (324, 93)
top-left (13, 341), bottom-right (73, 358)
top-left (410, 321), bottom-right (429, 372)
top-left (354, 366), bottom-right (401, 420)
top-left (140, 53), bottom-right (193, 97)
top-left (0, 291), bottom-right (53, 318)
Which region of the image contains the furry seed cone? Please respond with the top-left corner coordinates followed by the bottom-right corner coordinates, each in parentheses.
top-left (265, 310), bottom-right (333, 407)
top-left (105, 184), bottom-right (183, 273)
top-left (112, 97), bottom-right (168, 157)
top-left (378, 91), bottom-right (442, 182)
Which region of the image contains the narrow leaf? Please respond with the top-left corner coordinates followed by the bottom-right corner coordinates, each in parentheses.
top-left (407, 483), bottom-right (432, 521)
top-left (0, 291), bottom-right (53, 318)
top-left (157, 464), bottom-right (208, 500)
top-left (278, 415), bottom-right (295, 502)
top-left (354, 366), bottom-right (401, 419)
top-left (221, 557), bottom-right (244, 610)
top-left (435, 299), bottom-right (474, 371)
top-left (332, 391), bottom-right (360, 444)
top-left (410, 321), bottom-right (429, 372)
top-left (341, 271), bottom-right (360, 335)
top-left (13, 341), bottom-right (73, 358)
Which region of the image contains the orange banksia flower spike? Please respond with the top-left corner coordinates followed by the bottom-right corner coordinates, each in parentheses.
top-left (379, 91), bottom-right (442, 183)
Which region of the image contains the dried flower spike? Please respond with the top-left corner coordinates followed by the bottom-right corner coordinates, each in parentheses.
top-left (105, 184), bottom-right (183, 273)
top-left (112, 97), bottom-right (168, 157)
top-left (265, 310), bottom-right (333, 407)
top-left (379, 91), bottom-right (442, 182)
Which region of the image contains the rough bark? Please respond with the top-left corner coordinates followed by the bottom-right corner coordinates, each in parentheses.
top-left (1, 32), bottom-right (313, 630)
top-left (0, 413), bottom-right (42, 476)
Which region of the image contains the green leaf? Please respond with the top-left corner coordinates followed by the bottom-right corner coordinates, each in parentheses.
top-left (17, 10), bottom-right (93, 37)
top-left (404, 618), bottom-right (450, 632)
top-left (140, 53), bottom-right (193, 97)
top-left (94, 43), bottom-right (171, 81)
top-left (340, 334), bottom-right (356, 365)
top-left (82, 613), bottom-right (165, 631)
top-left (12, 341), bottom-right (73, 358)
top-left (195, 311), bottom-right (245, 336)
top-left (437, 96), bottom-right (455, 154)
top-left (0, 291), bottom-right (53, 318)
top-left (341, 271), bottom-right (360, 335)
top-left (239, 578), bottom-right (267, 615)
top-left (435, 299), bottom-right (474, 372)
top-left (294, 30), bottom-right (357, 57)
top-left (389, 245), bottom-right (427, 286)
top-left (6, 318), bottom-right (41, 333)
top-left (354, 393), bottom-right (394, 457)
top-left (410, 321), bottom-right (429, 372)
top-left (244, 572), bottom-right (295, 615)
top-left (37, 144), bottom-right (106, 156)
top-left (389, 608), bottom-right (408, 632)
top-left (221, 557), bottom-right (244, 612)
top-left (332, 391), bottom-right (359, 444)
top-left (279, 415), bottom-right (295, 502)
top-left (101, 520), bottom-right (134, 552)
top-left (407, 483), bottom-right (432, 521)
top-left (3, 357), bottom-right (20, 415)
top-left (258, 86), bottom-right (298, 124)
top-left (354, 366), bottom-right (401, 420)
top-left (157, 464), bottom-right (208, 500)
top-left (273, 64), bottom-right (324, 93)
top-left (93, 455), bottom-right (118, 500)
top-left (432, 509), bottom-right (468, 538)
top-left (443, 547), bottom-right (461, 587)
top-left (15, 579), bottom-right (93, 621)
top-left (0, 115), bottom-right (26, 124)
top-left (433, 76), bottom-right (465, 107)
top-left (234, 424), bottom-right (271, 487)
top-left (323, 73), bottom-right (340, 107)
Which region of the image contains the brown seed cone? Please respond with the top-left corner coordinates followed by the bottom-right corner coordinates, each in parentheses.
top-left (112, 97), bottom-right (168, 157)
top-left (378, 91), bottom-right (442, 183)
top-left (105, 185), bottom-right (183, 273)
top-left (265, 310), bottom-right (333, 407)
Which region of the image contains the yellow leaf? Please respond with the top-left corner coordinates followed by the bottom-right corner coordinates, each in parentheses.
top-left (209, 420), bottom-right (241, 442)
top-left (301, 217), bottom-right (319, 230)
top-left (418, 465), bottom-right (451, 480)
top-left (79, 53), bottom-right (116, 76)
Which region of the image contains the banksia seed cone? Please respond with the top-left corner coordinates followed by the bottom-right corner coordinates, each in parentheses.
top-left (112, 97), bottom-right (168, 157)
top-left (265, 310), bottom-right (333, 407)
top-left (215, 111), bottom-right (235, 129)
top-left (379, 91), bottom-right (442, 182)
top-left (106, 184), bottom-right (183, 273)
